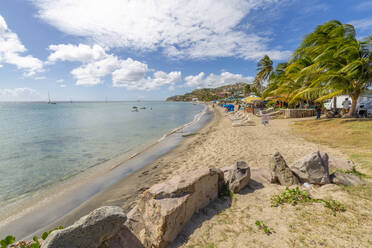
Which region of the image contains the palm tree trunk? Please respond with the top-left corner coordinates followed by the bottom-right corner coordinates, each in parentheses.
top-left (349, 94), bottom-right (359, 117)
top-left (333, 96), bottom-right (337, 112)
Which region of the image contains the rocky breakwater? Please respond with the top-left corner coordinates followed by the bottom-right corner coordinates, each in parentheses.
top-left (42, 164), bottom-right (253, 248)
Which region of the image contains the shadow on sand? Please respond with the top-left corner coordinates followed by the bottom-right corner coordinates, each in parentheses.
top-left (169, 180), bottom-right (265, 247)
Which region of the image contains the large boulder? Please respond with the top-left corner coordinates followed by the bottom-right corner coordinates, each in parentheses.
top-left (126, 167), bottom-right (224, 248)
top-left (100, 226), bottom-right (144, 248)
top-left (328, 156), bottom-right (354, 171)
top-left (270, 152), bottom-right (299, 186)
top-left (42, 206), bottom-right (130, 248)
top-left (290, 151), bottom-right (330, 185)
top-left (222, 161), bottom-right (251, 193)
top-left (330, 172), bottom-right (366, 186)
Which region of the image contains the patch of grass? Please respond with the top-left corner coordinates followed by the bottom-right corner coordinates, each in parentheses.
top-left (340, 183), bottom-right (372, 201)
top-left (255, 220), bottom-right (274, 235)
top-left (292, 119), bottom-right (372, 175)
top-left (271, 187), bottom-right (345, 216)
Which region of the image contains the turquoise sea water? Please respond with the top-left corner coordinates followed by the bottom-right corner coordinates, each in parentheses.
top-left (0, 101), bottom-right (204, 208)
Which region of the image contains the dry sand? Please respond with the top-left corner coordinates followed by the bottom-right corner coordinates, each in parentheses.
top-left (58, 106), bottom-right (371, 247)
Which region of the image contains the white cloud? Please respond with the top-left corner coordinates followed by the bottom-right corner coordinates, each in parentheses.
top-left (60, 84), bottom-right (66, 88)
top-left (32, 0), bottom-right (291, 60)
top-left (112, 60), bottom-right (181, 90)
top-left (48, 43), bottom-right (181, 89)
top-left (185, 71), bottom-right (253, 88)
top-left (71, 55), bottom-right (119, 85)
top-left (0, 88), bottom-right (41, 101)
top-left (56, 79), bottom-right (64, 83)
top-left (112, 59), bottom-right (148, 84)
top-left (0, 15), bottom-right (43, 76)
top-left (349, 17), bottom-right (372, 31)
top-left (48, 44), bottom-right (106, 63)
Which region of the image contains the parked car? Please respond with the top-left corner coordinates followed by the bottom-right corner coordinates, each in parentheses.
top-left (357, 101), bottom-right (372, 117)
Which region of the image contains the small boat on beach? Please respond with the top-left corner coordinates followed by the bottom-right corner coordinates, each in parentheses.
top-left (132, 106), bottom-right (139, 112)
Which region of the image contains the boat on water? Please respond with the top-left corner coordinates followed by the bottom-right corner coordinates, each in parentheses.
top-left (132, 106), bottom-right (139, 112)
top-left (48, 92), bottom-right (56, 104)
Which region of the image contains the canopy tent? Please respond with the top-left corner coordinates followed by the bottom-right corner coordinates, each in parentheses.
top-left (244, 96), bottom-right (261, 103)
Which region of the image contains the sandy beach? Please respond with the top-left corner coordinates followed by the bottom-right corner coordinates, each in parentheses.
top-left (83, 105), bottom-right (371, 247)
top-left (3, 105), bottom-right (371, 247)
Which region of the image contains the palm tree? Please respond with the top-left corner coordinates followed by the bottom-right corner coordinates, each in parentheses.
top-left (254, 55), bottom-right (273, 95)
top-left (292, 20), bottom-right (372, 116)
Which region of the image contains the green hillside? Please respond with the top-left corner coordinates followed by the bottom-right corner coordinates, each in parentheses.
top-left (166, 83), bottom-right (251, 102)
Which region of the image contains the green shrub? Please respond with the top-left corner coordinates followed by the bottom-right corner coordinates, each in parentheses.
top-left (1, 226), bottom-right (63, 248)
top-left (271, 187), bottom-right (312, 207)
top-left (271, 187), bottom-right (346, 216)
top-left (1, 236), bottom-right (15, 248)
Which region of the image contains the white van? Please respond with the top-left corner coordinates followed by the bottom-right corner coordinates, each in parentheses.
top-left (323, 95), bottom-right (351, 110)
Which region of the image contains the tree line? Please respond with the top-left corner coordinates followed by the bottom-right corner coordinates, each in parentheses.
top-left (252, 20), bottom-right (371, 116)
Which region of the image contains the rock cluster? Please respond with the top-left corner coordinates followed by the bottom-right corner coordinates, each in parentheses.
top-left (269, 151), bottom-right (366, 187)
top-left (43, 164), bottom-right (253, 248)
top-left (43, 151), bottom-right (366, 248)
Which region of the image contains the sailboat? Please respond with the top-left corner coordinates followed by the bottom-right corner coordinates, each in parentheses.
top-left (48, 92), bottom-right (56, 104)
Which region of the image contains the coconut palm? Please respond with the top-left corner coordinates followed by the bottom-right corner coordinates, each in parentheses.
top-left (254, 55), bottom-right (273, 95)
top-left (292, 20), bottom-right (372, 116)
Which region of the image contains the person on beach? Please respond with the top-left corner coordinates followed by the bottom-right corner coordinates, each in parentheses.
top-left (342, 98), bottom-right (351, 115)
top-left (315, 104), bottom-right (322, 119)
top-left (262, 114), bottom-right (269, 126)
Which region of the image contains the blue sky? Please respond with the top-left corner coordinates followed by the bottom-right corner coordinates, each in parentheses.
top-left (0, 0), bottom-right (371, 101)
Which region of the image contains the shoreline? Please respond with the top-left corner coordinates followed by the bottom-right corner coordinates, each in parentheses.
top-left (0, 103), bottom-right (214, 240)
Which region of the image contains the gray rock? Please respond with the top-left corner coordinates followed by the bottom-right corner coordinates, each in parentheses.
top-left (100, 226), bottom-right (144, 248)
top-left (328, 156), bottom-right (354, 171)
top-left (126, 167), bottom-right (224, 248)
top-left (290, 151), bottom-right (330, 185)
top-left (42, 206), bottom-right (127, 248)
top-left (222, 161), bottom-right (251, 193)
top-left (330, 172), bottom-right (366, 186)
top-left (270, 152), bottom-right (299, 186)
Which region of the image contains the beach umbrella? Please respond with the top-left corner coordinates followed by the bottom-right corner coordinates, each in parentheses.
top-left (244, 96), bottom-right (261, 103)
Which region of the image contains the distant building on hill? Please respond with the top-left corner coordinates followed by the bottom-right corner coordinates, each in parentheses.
top-left (215, 91), bottom-right (231, 98)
